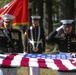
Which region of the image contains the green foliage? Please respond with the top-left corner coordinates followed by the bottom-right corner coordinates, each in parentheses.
top-left (0, 0), bottom-right (11, 8)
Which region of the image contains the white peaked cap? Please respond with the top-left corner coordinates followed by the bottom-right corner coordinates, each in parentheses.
top-left (60, 20), bottom-right (74, 25)
top-left (31, 15), bottom-right (41, 20)
top-left (1, 14), bottom-right (15, 22)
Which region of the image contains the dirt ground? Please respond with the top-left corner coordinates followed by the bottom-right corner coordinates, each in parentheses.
top-left (17, 67), bottom-right (58, 75)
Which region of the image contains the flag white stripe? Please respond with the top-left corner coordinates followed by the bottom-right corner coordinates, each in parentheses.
top-left (45, 59), bottom-right (59, 70)
top-left (29, 58), bottom-right (38, 67)
top-left (61, 60), bottom-right (76, 70)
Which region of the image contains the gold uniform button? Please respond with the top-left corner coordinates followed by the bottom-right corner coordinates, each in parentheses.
top-left (7, 45), bottom-right (9, 47)
top-left (68, 41), bottom-right (70, 43)
top-left (7, 40), bottom-right (10, 42)
top-left (68, 44), bottom-right (70, 46)
top-left (68, 50), bottom-right (70, 53)
top-left (68, 39), bottom-right (70, 40)
top-left (68, 47), bottom-right (70, 49)
top-left (14, 42), bottom-right (17, 45)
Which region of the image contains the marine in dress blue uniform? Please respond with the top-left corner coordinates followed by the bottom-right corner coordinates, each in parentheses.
top-left (0, 14), bottom-right (23, 75)
top-left (24, 15), bottom-right (45, 75)
top-left (24, 15), bottom-right (45, 53)
top-left (46, 20), bottom-right (76, 75)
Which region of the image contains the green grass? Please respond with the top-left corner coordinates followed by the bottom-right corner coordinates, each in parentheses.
top-left (17, 67), bottom-right (58, 75)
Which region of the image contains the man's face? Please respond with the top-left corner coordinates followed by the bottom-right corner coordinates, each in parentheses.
top-left (63, 25), bottom-right (72, 34)
top-left (4, 21), bottom-right (12, 29)
top-left (32, 19), bottom-right (39, 27)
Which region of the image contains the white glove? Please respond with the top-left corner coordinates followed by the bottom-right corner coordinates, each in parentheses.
top-left (56, 25), bottom-right (63, 31)
top-left (23, 51), bottom-right (27, 54)
top-left (71, 53), bottom-right (76, 58)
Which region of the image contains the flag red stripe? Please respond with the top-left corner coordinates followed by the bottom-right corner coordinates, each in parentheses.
top-left (54, 59), bottom-right (68, 70)
top-left (20, 58), bottom-right (29, 66)
top-left (38, 59), bottom-right (47, 68)
top-left (69, 59), bottom-right (76, 66)
top-left (0, 53), bottom-right (75, 70)
top-left (2, 53), bottom-right (18, 66)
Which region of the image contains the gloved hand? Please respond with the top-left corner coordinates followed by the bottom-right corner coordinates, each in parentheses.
top-left (56, 25), bottom-right (63, 31)
top-left (23, 51), bottom-right (27, 54)
top-left (71, 53), bottom-right (76, 58)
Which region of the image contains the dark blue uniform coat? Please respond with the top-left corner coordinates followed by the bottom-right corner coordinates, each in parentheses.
top-left (0, 28), bottom-right (23, 53)
top-left (46, 31), bottom-right (76, 72)
top-left (24, 26), bottom-right (45, 54)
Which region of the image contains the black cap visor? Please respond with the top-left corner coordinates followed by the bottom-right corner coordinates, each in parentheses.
top-left (63, 24), bottom-right (72, 26)
top-left (32, 18), bottom-right (39, 20)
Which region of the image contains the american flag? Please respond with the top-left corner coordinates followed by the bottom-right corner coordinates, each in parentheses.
top-left (0, 53), bottom-right (76, 71)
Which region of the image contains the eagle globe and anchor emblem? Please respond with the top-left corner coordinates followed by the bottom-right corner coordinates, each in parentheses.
top-left (33, 47), bottom-right (38, 52)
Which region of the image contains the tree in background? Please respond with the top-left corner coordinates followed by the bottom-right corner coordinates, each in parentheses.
top-left (1, 0), bottom-right (75, 33)
top-left (60, 0), bottom-right (75, 32)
